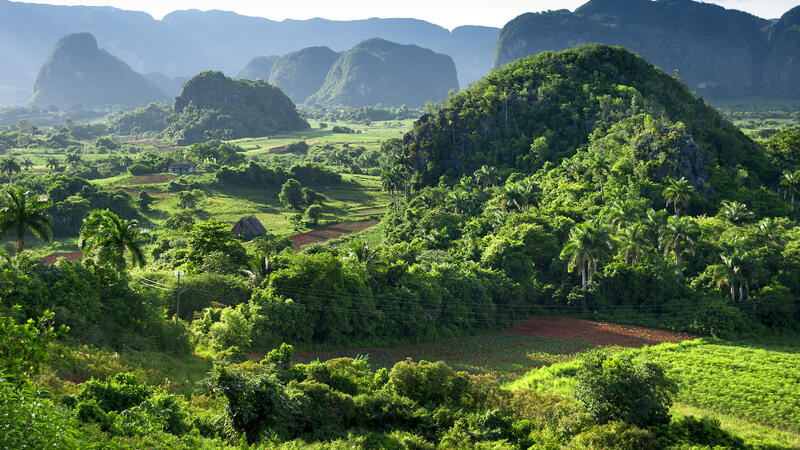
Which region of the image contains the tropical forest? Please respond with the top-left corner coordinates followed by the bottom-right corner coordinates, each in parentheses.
top-left (1, 0), bottom-right (800, 448)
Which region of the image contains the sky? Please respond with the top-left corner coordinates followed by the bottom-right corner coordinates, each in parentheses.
top-left (27, 0), bottom-right (800, 29)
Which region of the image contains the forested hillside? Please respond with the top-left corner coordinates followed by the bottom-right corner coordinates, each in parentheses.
top-left (237, 55), bottom-right (279, 81)
top-left (30, 33), bottom-right (167, 108)
top-left (166, 71), bottom-right (309, 144)
top-left (308, 39), bottom-right (459, 108)
top-left (267, 46), bottom-right (341, 104)
top-left (495, 0), bottom-right (800, 100)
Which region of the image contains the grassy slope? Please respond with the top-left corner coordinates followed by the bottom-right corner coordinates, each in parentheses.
top-left (508, 338), bottom-right (800, 448)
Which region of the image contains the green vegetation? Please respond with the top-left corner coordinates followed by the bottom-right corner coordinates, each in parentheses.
top-left (268, 46), bottom-right (341, 104)
top-left (166, 71), bottom-right (309, 144)
top-left (495, 1), bottom-right (800, 102)
top-left (2, 37), bottom-right (800, 448)
top-left (31, 33), bottom-right (166, 109)
top-left (308, 38), bottom-right (459, 108)
top-left (511, 339), bottom-right (800, 447)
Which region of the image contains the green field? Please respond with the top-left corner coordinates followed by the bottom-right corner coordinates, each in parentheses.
top-left (509, 338), bottom-right (800, 448)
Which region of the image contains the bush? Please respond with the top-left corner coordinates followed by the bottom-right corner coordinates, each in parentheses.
top-left (280, 178), bottom-right (305, 209)
top-left (655, 416), bottom-right (745, 448)
top-left (574, 352), bottom-right (677, 428)
top-left (305, 204), bottom-right (323, 225)
top-left (77, 372), bottom-right (153, 413)
top-left (567, 421), bottom-right (659, 449)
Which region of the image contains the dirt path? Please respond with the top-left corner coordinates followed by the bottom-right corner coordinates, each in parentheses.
top-left (44, 252), bottom-right (83, 265)
top-left (290, 220), bottom-right (379, 250)
top-left (507, 316), bottom-right (696, 347)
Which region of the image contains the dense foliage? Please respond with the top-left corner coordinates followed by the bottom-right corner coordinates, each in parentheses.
top-left (308, 38), bottom-right (459, 108)
top-left (31, 33), bottom-right (166, 109)
top-left (495, 0), bottom-right (799, 101)
top-left (166, 71), bottom-right (309, 144)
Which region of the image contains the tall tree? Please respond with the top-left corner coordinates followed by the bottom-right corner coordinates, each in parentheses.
top-left (0, 157), bottom-right (21, 183)
top-left (660, 216), bottom-right (698, 273)
top-left (719, 201), bottom-right (753, 224)
top-left (21, 158), bottom-right (34, 172)
top-left (617, 223), bottom-right (649, 265)
top-left (561, 221), bottom-right (612, 289)
top-left (0, 186), bottom-right (52, 254)
top-left (780, 171), bottom-right (800, 212)
top-left (45, 156), bottom-right (60, 173)
top-left (78, 209), bottom-right (147, 270)
top-left (662, 177), bottom-right (694, 218)
top-left (474, 165), bottom-right (498, 189)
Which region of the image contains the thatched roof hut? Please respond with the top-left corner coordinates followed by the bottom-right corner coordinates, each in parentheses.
top-left (231, 215), bottom-right (266, 241)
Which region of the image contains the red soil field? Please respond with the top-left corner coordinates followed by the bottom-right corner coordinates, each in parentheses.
top-left (44, 252), bottom-right (83, 265)
top-left (290, 220), bottom-right (379, 250)
top-left (507, 316), bottom-right (696, 347)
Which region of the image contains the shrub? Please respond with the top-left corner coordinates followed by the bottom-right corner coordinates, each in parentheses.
top-left (388, 360), bottom-right (471, 408)
top-left (574, 352), bottom-right (677, 428)
top-left (567, 421), bottom-right (659, 449)
top-left (280, 178), bottom-right (305, 209)
top-left (305, 204), bottom-right (323, 225)
top-left (655, 416), bottom-right (745, 448)
top-left (76, 372), bottom-right (153, 413)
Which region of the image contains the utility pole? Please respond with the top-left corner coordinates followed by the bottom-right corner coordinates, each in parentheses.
top-left (174, 270), bottom-right (184, 322)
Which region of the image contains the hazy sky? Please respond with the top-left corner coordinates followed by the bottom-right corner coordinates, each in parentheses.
top-left (28, 0), bottom-right (799, 29)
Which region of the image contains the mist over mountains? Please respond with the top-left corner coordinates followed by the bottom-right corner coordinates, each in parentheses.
top-left (0, 0), bottom-right (498, 104)
top-left (494, 0), bottom-right (800, 100)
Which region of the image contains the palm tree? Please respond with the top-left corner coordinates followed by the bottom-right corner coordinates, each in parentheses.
top-left (660, 216), bottom-right (698, 273)
top-left (713, 250), bottom-right (757, 303)
top-left (78, 209), bottom-right (148, 270)
top-left (0, 186), bottom-right (52, 254)
top-left (498, 183), bottom-right (526, 213)
top-left (662, 177), bottom-right (694, 218)
top-left (591, 154), bottom-right (611, 196)
top-left (561, 221), bottom-right (613, 289)
top-left (781, 171), bottom-right (800, 212)
top-left (241, 252), bottom-right (278, 287)
top-left (0, 157), bottom-right (21, 183)
top-left (45, 156), bottom-right (60, 173)
top-left (65, 152), bottom-right (82, 170)
top-left (757, 217), bottom-right (783, 246)
top-left (474, 165), bottom-right (498, 189)
top-left (381, 165), bottom-right (407, 210)
top-left (617, 223), bottom-right (649, 265)
top-left (606, 199), bottom-right (640, 230)
top-left (719, 201), bottom-right (753, 224)
top-left (448, 189), bottom-right (470, 214)
top-left (21, 158), bottom-right (34, 172)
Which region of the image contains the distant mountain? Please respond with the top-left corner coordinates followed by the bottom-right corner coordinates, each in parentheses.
top-left (144, 72), bottom-right (188, 98)
top-left (31, 33), bottom-right (166, 108)
top-left (308, 39), bottom-right (458, 108)
top-left (237, 55), bottom-right (279, 80)
top-left (0, 0), bottom-right (499, 105)
top-left (165, 71), bottom-right (309, 144)
top-left (268, 47), bottom-right (340, 104)
top-left (494, 0), bottom-right (797, 100)
top-left (761, 6), bottom-right (800, 97)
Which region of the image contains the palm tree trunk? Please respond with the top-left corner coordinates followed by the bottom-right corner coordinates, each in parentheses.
top-left (581, 267), bottom-right (586, 290)
top-left (792, 193), bottom-right (795, 212)
top-left (730, 284), bottom-right (735, 302)
top-left (16, 238), bottom-right (23, 254)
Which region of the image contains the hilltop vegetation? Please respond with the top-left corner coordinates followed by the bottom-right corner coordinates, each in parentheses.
top-left (31, 33), bottom-right (166, 108)
top-left (166, 71), bottom-right (309, 144)
top-left (308, 39), bottom-right (459, 108)
top-left (268, 46), bottom-right (341, 104)
top-left (236, 55), bottom-right (279, 80)
top-left (495, 0), bottom-right (800, 101)
top-left (407, 45), bottom-right (765, 202)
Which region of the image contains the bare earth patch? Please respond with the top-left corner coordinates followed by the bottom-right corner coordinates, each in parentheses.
top-left (290, 220), bottom-right (379, 250)
top-left (507, 316), bottom-right (696, 347)
top-left (44, 252), bottom-right (83, 265)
